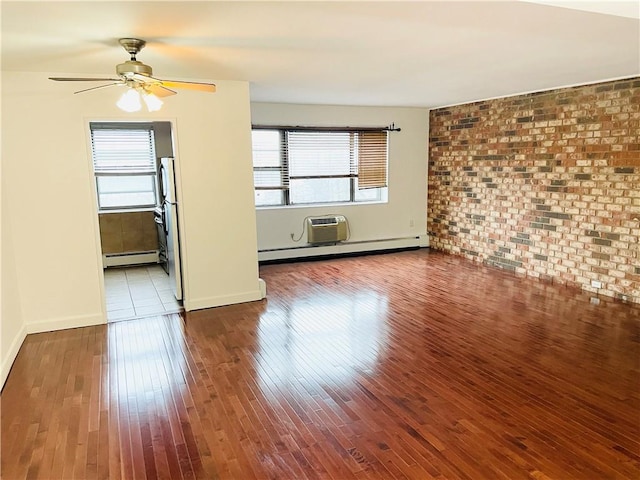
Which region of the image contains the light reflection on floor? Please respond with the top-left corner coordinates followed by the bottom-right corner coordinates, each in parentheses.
top-left (256, 290), bottom-right (389, 391)
top-left (107, 315), bottom-right (188, 402)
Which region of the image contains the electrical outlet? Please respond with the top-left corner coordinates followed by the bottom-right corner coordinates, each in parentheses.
top-left (409, 219), bottom-right (415, 228)
top-left (591, 280), bottom-right (602, 289)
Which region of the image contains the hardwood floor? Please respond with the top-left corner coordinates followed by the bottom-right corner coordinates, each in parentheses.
top-left (2, 249), bottom-right (639, 479)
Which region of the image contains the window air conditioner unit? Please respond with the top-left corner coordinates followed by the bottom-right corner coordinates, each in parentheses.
top-left (307, 215), bottom-right (348, 244)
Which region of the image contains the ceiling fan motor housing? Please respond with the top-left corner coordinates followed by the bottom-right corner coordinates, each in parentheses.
top-left (116, 60), bottom-right (153, 77)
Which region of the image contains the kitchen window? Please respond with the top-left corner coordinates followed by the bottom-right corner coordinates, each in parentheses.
top-left (90, 123), bottom-right (157, 210)
top-left (252, 126), bottom-right (388, 207)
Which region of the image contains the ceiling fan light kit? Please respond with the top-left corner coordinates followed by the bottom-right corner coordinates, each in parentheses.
top-left (142, 92), bottom-right (163, 112)
top-left (116, 87), bottom-right (164, 113)
top-left (116, 89), bottom-right (142, 112)
top-left (49, 38), bottom-right (216, 112)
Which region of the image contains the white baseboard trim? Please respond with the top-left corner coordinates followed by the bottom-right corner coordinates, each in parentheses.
top-left (26, 312), bottom-right (106, 335)
top-left (103, 251), bottom-right (159, 268)
top-left (258, 236), bottom-right (422, 262)
top-left (184, 289), bottom-right (265, 312)
top-left (1, 324), bottom-right (27, 389)
top-left (258, 278), bottom-right (267, 299)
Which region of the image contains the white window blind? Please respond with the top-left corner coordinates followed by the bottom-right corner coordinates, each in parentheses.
top-left (288, 131), bottom-right (356, 181)
top-left (253, 129), bottom-right (286, 190)
top-left (91, 124), bottom-right (156, 174)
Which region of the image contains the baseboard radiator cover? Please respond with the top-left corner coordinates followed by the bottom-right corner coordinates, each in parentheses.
top-left (258, 236), bottom-right (424, 262)
top-left (103, 250), bottom-right (159, 267)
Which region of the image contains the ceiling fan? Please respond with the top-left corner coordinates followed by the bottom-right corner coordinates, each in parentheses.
top-left (49, 38), bottom-right (216, 111)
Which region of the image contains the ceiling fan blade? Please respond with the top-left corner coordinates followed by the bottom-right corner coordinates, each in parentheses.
top-left (145, 84), bottom-right (177, 98)
top-left (159, 80), bottom-right (216, 93)
top-left (73, 82), bottom-right (123, 94)
top-left (49, 77), bottom-right (120, 82)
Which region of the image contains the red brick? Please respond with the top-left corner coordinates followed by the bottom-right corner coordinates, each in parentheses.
top-left (428, 77), bottom-right (640, 304)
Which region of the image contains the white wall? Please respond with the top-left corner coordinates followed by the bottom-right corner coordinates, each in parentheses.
top-left (173, 83), bottom-right (262, 310)
top-left (3, 72), bottom-right (106, 336)
top-left (251, 103), bottom-right (429, 259)
top-left (1, 71), bottom-right (262, 386)
top-left (1, 165), bottom-right (27, 387)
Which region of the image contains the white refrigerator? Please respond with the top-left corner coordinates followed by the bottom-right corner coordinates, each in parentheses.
top-left (160, 156), bottom-right (183, 301)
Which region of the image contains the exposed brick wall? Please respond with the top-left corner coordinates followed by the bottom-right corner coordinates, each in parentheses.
top-left (428, 77), bottom-right (640, 303)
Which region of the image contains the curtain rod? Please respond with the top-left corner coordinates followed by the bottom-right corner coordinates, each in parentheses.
top-left (252, 123), bottom-right (401, 132)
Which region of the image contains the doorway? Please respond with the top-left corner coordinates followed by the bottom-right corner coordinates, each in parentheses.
top-left (90, 120), bottom-right (183, 322)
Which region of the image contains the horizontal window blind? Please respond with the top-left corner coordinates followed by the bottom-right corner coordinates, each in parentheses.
top-left (251, 125), bottom-right (390, 206)
top-left (91, 124), bottom-right (156, 174)
top-left (357, 131), bottom-right (388, 189)
top-left (252, 129), bottom-right (287, 190)
top-left (287, 131), bottom-right (356, 180)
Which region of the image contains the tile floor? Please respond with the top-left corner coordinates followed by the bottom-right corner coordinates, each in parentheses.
top-left (104, 264), bottom-right (182, 322)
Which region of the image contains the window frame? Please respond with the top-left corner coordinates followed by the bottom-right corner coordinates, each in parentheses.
top-left (252, 125), bottom-right (389, 208)
top-left (90, 122), bottom-right (158, 212)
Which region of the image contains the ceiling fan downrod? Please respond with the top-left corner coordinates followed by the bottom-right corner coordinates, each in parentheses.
top-left (118, 38), bottom-right (146, 61)
top-left (116, 38), bottom-right (153, 77)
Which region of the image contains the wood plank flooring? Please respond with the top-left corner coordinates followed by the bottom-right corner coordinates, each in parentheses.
top-left (2, 249), bottom-right (639, 479)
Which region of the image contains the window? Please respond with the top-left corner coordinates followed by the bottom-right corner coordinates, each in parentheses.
top-left (252, 126), bottom-right (388, 207)
top-left (90, 123), bottom-right (157, 210)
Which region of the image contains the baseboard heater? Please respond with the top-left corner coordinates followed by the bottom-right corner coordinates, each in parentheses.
top-left (258, 236), bottom-right (424, 262)
top-left (103, 250), bottom-right (159, 268)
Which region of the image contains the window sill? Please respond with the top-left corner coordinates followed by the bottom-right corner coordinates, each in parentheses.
top-left (98, 207), bottom-right (157, 215)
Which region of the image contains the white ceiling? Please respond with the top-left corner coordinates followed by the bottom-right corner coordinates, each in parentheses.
top-left (2, 1), bottom-right (639, 108)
